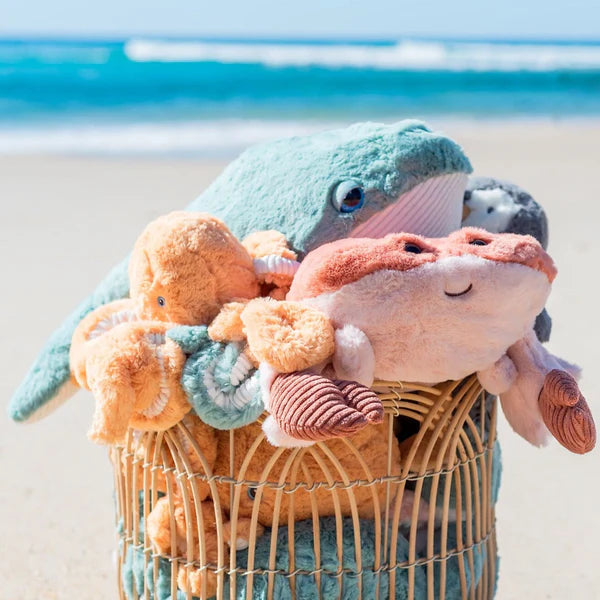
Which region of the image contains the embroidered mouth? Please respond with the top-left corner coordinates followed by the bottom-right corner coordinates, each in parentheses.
top-left (445, 283), bottom-right (473, 298)
top-left (350, 172), bottom-right (468, 239)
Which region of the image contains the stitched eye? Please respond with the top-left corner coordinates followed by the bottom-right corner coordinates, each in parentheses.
top-left (157, 296), bottom-right (166, 307)
top-left (469, 239), bottom-right (489, 246)
top-left (247, 487), bottom-right (257, 500)
top-left (332, 180), bottom-right (365, 213)
top-left (404, 243), bottom-right (423, 254)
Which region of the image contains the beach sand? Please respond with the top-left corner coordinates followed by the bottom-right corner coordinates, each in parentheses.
top-left (1, 121), bottom-right (599, 599)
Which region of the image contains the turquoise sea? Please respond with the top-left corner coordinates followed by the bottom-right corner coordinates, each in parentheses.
top-left (1, 37), bottom-right (600, 155)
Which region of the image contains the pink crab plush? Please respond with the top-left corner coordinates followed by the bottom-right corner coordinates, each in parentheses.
top-left (242, 227), bottom-right (595, 454)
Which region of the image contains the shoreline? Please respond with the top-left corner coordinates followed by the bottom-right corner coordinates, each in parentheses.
top-left (1, 118), bottom-right (600, 159)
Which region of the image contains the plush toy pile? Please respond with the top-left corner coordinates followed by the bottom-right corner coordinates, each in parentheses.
top-left (8, 121), bottom-right (596, 600)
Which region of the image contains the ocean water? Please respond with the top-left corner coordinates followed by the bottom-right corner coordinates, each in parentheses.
top-left (1, 37), bottom-right (600, 155)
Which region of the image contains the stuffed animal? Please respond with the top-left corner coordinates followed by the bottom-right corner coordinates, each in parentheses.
top-left (463, 176), bottom-right (552, 342)
top-left (242, 227), bottom-right (595, 454)
top-left (146, 419), bottom-right (430, 598)
top-left (69, 211), bottom-right (292, 444)
top-left (9, 121), bottom-right (473, 428)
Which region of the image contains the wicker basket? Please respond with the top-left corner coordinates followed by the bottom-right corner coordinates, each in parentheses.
top-left (113, 375), bottom-right (499, 600)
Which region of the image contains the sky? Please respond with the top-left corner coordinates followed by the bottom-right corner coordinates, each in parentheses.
top-left (1, 0), bottom-right (599, 40)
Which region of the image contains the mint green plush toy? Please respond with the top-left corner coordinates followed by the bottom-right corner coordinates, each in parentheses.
top-left (8, 120), bottom-right (472, 427)
top-left (121, 515), bottom-right (486, 600)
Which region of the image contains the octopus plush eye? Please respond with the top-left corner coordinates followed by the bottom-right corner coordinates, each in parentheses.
top-left (157, 296), bottom-right (166, 307)
top-left (404, 243), bottom-right (423, 254)
top-left (247, 487), bottom-right (257, 500)
top-left (469, 239), bottom-right (489, 246)
top-left (332, 180), bottom-right (365, 213)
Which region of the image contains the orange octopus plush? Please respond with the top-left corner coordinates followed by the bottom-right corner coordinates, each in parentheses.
top-left (145, 419), bottom-right (431, 599)
top-left (70, 211), bottom-right (297, 444)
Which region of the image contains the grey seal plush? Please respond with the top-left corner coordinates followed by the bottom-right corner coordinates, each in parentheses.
top-left (463, 176), bottom-right (551, 342)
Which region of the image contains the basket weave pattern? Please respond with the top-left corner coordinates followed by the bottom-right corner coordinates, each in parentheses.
top-left (113, 375), bottom-right (498, 600)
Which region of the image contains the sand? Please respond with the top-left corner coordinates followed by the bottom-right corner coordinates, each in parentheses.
top-left (1, 120), bottom-right (599, 599)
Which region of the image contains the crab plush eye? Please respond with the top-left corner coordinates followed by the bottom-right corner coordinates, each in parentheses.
top-left (332, 180), bottom-right (365, 213)
top-left (469, 239), bottom-right (489, 246)
top-left (157, 296), bottom-right (166, 307)
top-left (404, 243), bottom-right (423, 254)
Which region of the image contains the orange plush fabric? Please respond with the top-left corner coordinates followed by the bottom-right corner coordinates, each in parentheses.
top-left (241, 298), bottom-right (335, 373)
top-left (212, 420), bottom-right (401, 526)
top-left (288, 227), bottom-right (556, 301)
top-left (70, 212), bottom-right (262, 444)
top-left (147, 416), bottom-right (420, 597)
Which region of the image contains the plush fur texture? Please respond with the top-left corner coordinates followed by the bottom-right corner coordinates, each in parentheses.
top-left (207, 301), bottom-right (251, 344)
top-left (125, 413), bottom-right (217, 500)
top-left (289, 228), bottom-right (554, 385)
top-left (69, 212), bottom-right (262, 444)
top-left (501, 330), bottom-right (595, 452)
top-left (332, 324), bottom-right (377, 386)
top-left (241, 298), bottom-right (335, 373)
top-left (147, 495), bottom-right (260, 598)
top-left (463, 176), bottom-right (551, 343)
top-left (246, 227), bottom-right (594, 452)
top-left (177, 329), bottom-right (265, 430)
top-left (124, 512), bottom-right (486, 600)
top-left (212, 421), bottom-right (401, 528)
top-left (146, 419), bottom-right (405, 597)
top-left (10, 120), bottom-right (472, 425)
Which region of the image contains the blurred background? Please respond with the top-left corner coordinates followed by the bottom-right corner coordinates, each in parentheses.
top-left (1, 2), bottom-right (599, 599)
top-left (1, 0), bottom-right (600, 155)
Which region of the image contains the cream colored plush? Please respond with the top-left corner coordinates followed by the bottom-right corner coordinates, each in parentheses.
top-left (243, 228), bottom-right (595, 453)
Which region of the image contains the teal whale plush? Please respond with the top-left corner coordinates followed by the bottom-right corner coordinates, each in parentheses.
top-left (8, 120), bottom-right (472, 425)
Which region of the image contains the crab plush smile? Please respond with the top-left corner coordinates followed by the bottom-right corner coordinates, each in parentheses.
top-left (445, 283), bottom-right (473, 297)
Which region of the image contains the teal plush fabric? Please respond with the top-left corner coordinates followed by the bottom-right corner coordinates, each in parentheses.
top-left (8, 120), bottom-right (471, 425)
top-left (8, 258), bottom-right (129, 422)
top-left (191, 120), bottom-right (472, 257)
top-left (170, 327), bottom-right (264, 429)
top-left (419, 440), bottom-right (502, 514)
top-left (121, 515), bottom-right (486, 600)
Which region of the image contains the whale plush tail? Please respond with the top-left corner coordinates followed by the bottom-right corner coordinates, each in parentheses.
top-left (8, 259), bottom-right (130, 422)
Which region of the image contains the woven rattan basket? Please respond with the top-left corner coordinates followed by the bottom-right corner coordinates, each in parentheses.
top-left (113, 375), bottom-right (499, 600)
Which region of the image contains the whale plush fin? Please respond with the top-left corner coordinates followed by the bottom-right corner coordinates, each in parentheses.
top-left (8, 258), bottom-right (130, 423)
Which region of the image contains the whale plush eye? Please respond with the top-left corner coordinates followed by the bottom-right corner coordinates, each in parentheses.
top-left (332, 181), bottom-right (365, 213)
top-left (157, 296), bottom-right (166, 307)
top-left (247, 487), bottom-right (257, 500)
top-left (469, 239), bottom-right (489, 246)
top-left (404, 243), bottom-right (423, 254)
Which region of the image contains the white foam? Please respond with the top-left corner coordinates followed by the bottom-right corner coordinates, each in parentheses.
top-left (124, 39), bottom-right (600, 72)
top-left (0, 119), bottom-right (339, 156)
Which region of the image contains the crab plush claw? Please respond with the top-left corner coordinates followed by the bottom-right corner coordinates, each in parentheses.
top-left (265, 373), bottom-right (383, 446)
top-left (538, 369), bottom-right (596, 454)
top-left (241, 299), bottom-right (384, 446)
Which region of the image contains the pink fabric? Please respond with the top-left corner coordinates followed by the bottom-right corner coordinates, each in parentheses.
top-left (350, 172), bottom-right (467, 239)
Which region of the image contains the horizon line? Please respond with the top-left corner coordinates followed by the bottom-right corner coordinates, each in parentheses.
top-left (1, 32), bottom-right (600, 45)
